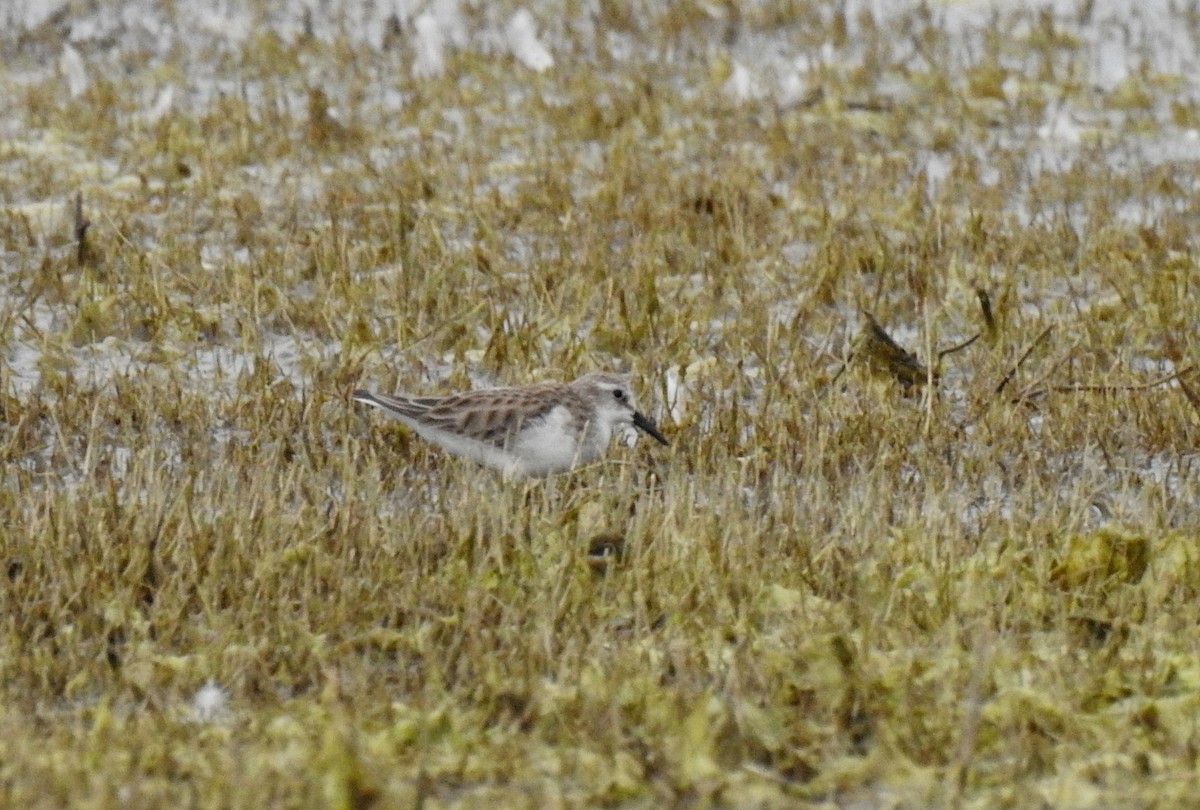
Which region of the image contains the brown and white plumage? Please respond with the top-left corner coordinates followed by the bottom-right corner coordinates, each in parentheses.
top-left (352, 371), bottom-right (668, 476)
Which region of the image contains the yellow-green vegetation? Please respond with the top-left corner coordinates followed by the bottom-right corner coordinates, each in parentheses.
top-left (4, 1), bottom-right (1200, 807)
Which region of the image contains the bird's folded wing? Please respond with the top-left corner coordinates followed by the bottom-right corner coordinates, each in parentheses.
top-left (404, 386), bottom-right (564, 447)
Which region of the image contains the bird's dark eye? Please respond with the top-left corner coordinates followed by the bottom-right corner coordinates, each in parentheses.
top-left (612, 389), bottom-right (625, 400)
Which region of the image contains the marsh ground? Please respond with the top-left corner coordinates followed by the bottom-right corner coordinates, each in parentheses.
top-left (3, 0), bottom-right (1200, 807)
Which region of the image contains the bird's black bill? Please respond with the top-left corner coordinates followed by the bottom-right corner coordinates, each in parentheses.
top-left (632, 411), bottom-right (669, 445)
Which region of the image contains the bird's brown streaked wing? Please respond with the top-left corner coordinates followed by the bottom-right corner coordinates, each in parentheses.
top-left (421, 385), bottom-right (567, 446)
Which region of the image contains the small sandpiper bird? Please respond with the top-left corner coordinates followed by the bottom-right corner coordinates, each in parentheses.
top-left (352, 371), bottom-right (669, 477)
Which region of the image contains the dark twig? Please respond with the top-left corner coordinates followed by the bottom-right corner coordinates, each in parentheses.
top-left (938, 333), bottom-right (980, 362)
top-left (994, 325), bottom-right (1053, 396)
top-left (976, 288), bottom-right (996, 336)
top-left (73, 190), bottom-right (91, 266)
top-left (1177, 373), bottom-right (1200, 419)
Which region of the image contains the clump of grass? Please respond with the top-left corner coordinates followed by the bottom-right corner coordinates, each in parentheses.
top-left (846, 311), bottom-right (937, 389)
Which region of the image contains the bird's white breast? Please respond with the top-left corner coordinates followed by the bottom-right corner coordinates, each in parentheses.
top-left (510, 404), bottom-right (592, 475)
